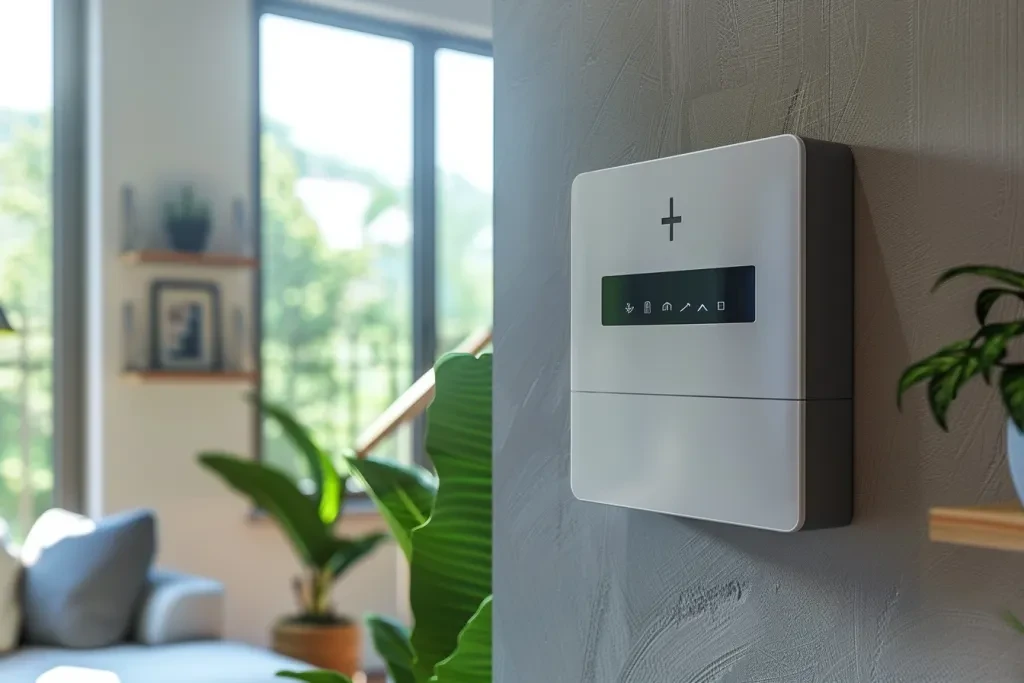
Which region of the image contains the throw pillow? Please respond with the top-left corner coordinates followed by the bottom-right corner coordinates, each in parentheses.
top-left (22, 508), bottom-right (157, 648)
top-left (0, 536), bottom-right (21, 653)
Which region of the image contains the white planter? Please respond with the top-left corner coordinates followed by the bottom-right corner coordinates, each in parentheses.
top-left (1006, 420), bottom-right (1024, 504)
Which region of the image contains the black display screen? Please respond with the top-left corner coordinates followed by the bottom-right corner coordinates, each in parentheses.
top-left (602, 266), bottom-right (755, 326)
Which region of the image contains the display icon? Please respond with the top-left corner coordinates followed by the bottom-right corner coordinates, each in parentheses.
top-left (625, 303), bottom-right (634, 314)
top-left (680, 303), bottom-right (691, 311)
top-left (697, 303), bottom-right (708, 312)
top-left (717, 301), bottom-right (725, 311)
top-left (660, 197), bottom-right (682, 241)
top-left (661, 302), bottom-right (672, 312)
top-left (643, 301), bottom-right (652, 314)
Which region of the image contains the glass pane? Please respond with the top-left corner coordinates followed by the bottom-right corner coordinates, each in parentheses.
top-left (436, 49), bottom-right (493, 356)
top-left (0, 0), bottom-right (53, 542)
top-left (260, 15), bottom-right (414, 476)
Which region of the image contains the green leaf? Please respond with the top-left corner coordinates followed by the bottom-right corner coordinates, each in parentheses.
top-left (1004, 611), bottom-right (1024, 635)
top-left (927, 367), bottom-right (958, 431)
top-left (253, 396), bottom-right (344, 525)
top-left (327, 532), bottom-right (388, 578)
top-left (344, 456), bottom-right (437, 561)
top-left (975, 322), bottom-right (1024, 372)
top-left (897, 339), bottom-right (971, 409)
top-left (999, 364), bottom-right (1024, 432)
top-left (430, 596), bottom-right (492, 683)
top-left (198, 454), bottom-right (333, 567)
top-left (410, 354), bottom-right (492, 683)
top-left (975, 288), bottom-right (1024, 325)
top-left (366, 614), bottom-right (416, 683)
top-left (277, 671), bottom-right (351, 683)
top-left (934, 264), bottom-right (1024, 292)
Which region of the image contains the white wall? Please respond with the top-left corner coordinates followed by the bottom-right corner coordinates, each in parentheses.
top-left (83, 0), bottom-right (488, 668)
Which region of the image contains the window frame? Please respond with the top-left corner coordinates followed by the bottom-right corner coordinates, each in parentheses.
top-left (52, 0), bottom-right (87, 513)
top-left (252, 0), bottom-right (492, 467)
top-left (0, 0), bottom-right (86, 522)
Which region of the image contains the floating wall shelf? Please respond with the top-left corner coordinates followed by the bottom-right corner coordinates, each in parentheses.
top-left (928, 503), bottom-right (1024, 552)
top-left (121, 370), bottom-right (258, 384)
top-left (120, 250), bottom-right (258, 269)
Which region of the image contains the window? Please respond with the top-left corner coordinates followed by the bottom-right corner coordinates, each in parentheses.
top-left (0, 0), bottom-right (81, 540)
top-left (435, 49), bottom-right (493, 355)
top-left (257, 4), bottom-right (492, 474)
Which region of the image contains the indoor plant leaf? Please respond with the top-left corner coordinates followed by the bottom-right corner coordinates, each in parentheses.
top-left (198, 453), bottom-right (334, 567)
top-left (972, 323), bottom-right (1024, 382)
top-left (277, 671), bottom-right (351, 683)
top-left (1004, 611), bottom-right (1024, 635)
top-left (430, 596), bottom-right (492, 683)
top-left (409, 353), bottom-right (492, 682)
top-left (999, 364), bottom-right (1024, 432)
top-left (366, 613), bottom-right (416, 683)
top-left (897, 339), bottom-right (971, 408)
top-left (927, 364), bottom-right (967, 431)
top-left (925, 349), bottom-right (985, 431)
top-left (253, 395), bottom-right (344, 525)
top-left (344, 455), bottom-right (437, 561)
top-left (975, 287), bottom-right (1024, 325)
top-left (934, 264), bottom-right (1024, 292)
top-left (326, 532), bottom-right (388, 578)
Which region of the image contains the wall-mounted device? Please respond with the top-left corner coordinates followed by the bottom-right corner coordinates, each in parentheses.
top-left (570, 135), bottom-right (853, 532)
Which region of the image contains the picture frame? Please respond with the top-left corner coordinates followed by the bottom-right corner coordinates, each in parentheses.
top-left (149, 280), bottom-right (223, 371)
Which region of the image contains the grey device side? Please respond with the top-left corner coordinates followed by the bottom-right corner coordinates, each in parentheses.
top-left (802, 136), bottom-right (854, 401)
top-left (802, 398), bottom-right (854, 529)
top-left (800, 136), bottom-right (854, 530)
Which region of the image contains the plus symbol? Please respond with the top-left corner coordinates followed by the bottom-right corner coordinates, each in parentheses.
top-left (661, 197), bottom-right (682, 241)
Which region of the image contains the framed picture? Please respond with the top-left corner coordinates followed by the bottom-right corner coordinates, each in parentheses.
top-left (150, 280), bottom-right (223, 371)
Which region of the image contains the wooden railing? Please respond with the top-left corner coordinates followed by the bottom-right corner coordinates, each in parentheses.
top-left (352, 327), bottom-right (492, 458)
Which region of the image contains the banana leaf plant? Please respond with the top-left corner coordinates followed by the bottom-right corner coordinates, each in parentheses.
top-left (280, 353), bottom-right (493, 683)
top-left (897, 265), bottom-right (1024, 430)
top-left (198, 397), bottom-right (387, 624)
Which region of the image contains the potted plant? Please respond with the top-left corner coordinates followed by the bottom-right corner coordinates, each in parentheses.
top-left (164, 185), bottom-right (212, 252)
top-left (279, 353), bottom-right (492, 683)
top-left (897, 264), bottom-right (1024, 504)
top-left (198, 399), bottom-right (386, 678)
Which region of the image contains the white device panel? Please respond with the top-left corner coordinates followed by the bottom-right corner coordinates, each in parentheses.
top-left (569, 135), bottom-right (853, 532)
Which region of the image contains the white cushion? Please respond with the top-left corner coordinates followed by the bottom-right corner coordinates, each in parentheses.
top-left (0, 642), bottom-right (312, 682)
top-left (0, 543), bottom-right (21, 653)
top-left (21, 508), bottom-right (96, 567)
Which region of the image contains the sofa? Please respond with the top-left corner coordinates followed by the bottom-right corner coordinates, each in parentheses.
top-left (0, 509), bottom-right (313, 682)
top-left (0, 569), bottom-right (312, 682)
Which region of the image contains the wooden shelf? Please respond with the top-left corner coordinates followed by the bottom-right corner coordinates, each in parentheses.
top-left (929, 503), bottom-right (1024, 552)
top-left (120, 250), bottom-right (257, 269)
top-left (121, 370), bottom-right (258, 384)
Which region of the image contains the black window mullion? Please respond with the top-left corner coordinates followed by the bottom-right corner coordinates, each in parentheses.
top-left (411, 38), bottom-right (438, 467)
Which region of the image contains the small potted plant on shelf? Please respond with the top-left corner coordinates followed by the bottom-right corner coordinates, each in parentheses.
top-left (898, 265), bottom-right (1024, 505)
top-left (164, 185), bottom-right (212, 253)
top-left (198, 398), bottom-right (386, 679)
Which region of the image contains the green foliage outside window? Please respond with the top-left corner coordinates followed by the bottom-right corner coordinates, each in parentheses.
top-left (261, 123), bottom-right (492, 477)
top-left (0, 109), bottom-right (54, 542)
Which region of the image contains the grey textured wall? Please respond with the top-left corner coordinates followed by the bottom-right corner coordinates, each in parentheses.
top-left (493, 1), bottom-right (1024, 681)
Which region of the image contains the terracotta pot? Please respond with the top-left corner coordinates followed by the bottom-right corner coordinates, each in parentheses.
top-left (272, 619), bottom-right (362, 678)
